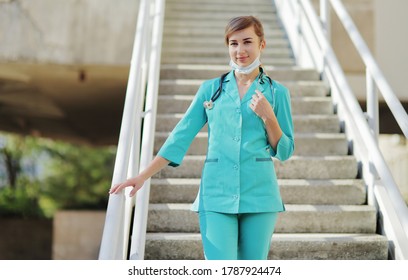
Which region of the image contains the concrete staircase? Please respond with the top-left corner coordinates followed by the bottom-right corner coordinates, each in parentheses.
top-left (144, 0), bottom-right (389, 259)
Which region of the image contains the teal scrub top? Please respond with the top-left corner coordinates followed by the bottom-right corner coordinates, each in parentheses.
top-left (158, 70), bottom-right (294, 214)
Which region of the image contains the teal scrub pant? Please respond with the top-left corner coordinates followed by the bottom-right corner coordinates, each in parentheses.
top-left (198, 211), bottom-right (279, 260)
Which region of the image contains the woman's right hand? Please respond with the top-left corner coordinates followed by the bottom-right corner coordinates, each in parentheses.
top-left (109, 175), bottom-right (145, 197)
top-left (108, 156), bottom-right (170, 197)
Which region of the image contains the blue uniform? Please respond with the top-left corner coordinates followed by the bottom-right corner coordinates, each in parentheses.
top-left (158, 70), bottom-right (294, 214)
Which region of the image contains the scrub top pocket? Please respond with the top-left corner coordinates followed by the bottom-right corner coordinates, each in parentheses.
top-left (201, 158), bottom-right (224, 196)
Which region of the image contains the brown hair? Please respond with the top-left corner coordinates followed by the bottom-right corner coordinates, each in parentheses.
top-left (224, 16), bottom-right (264, 46)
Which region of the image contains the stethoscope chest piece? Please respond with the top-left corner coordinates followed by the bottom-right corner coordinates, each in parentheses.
top-left (203, 100), bottom-right (214, 110)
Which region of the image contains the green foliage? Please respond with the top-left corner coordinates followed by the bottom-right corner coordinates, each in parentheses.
top-left (0, 132), bottom-right (116, 218)
top-left (0, 180), bottom-right (44, 218)
top-left (40, 140), bottom-right (116, 211)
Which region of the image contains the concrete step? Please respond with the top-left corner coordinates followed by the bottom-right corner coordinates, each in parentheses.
top-left (160, 65), bottom-right (319, 81)
top-left (154, 155), bottom-right (359, 179)
top-left (164, 19), bottom-right (281, 29)
top-left (159, 80), bottom-right (329, 97)
top-left (163, 27), bottom-right (285, 38)
top-left (145, 233), bottom-right (388, 260)
top-left (154, 132), bottom-right (348, 156)
top-left (164, 11), bottom-right (279, 21)
top-left (167, 0), bottom-right (275, 5)
top-left (293, 115), bottom-right (340, 133)
top-left (162, 47), bottom-right (292, 59)
top-left (162, 36), bottom-right (290, 48)
top-left (157, 95), bottom-right (333, 115)
top-left (166, 1), bottom-right (276, 13)
top-left (149, 178), bottom-right (366, 205)
top-left (161, 56), bottom-right (295, 66)
top-left (147, 204), bottom-right (376, 233)
top-left (156, 114), bottom-right (340, 133)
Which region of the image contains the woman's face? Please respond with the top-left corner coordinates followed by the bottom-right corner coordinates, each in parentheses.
top-left (228, 26), bottom-right (265, 67)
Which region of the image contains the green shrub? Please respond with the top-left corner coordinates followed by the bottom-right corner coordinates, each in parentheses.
top-left (0, 132), bottom-right (116, 218)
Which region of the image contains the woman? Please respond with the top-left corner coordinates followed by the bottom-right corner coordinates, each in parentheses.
top-left (110, 16), bottom-right (294, 260)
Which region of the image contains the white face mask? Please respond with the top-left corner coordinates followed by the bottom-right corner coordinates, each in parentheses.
top-left (229, 56), bottom-right (261, 74)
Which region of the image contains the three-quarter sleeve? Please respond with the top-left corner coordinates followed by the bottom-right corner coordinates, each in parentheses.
top-left (268, 82), bottom-right (295, 161)
top-left (157, 83), bottom-right (209, 167)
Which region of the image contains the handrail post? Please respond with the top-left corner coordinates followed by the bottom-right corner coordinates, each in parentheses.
top-left (296, 0), bottom-right (305, 65)
top-left (366, 68), bottom-right (379, 206)
top-left (366, 68), bottom-right (379, 140)
top-left (319, 0), bottom-right (331, 83)
top-left (320, 0), bottom-right (331, 41)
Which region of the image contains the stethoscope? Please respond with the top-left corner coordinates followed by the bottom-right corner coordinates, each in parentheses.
top-left (203, 67), bottom-right (274, 110)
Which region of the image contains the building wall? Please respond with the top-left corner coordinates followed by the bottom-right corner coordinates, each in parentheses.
top-left (0, 0), bottom-right (138, 65)
top-left (374, 0), bottom-right (408, 104)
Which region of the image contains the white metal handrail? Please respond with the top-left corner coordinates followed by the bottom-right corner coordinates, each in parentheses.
top-left (129, 0), bottom-right (165, 260)
top-left (98, 0), bottom-right (165, 260)
top-left (274, 0), bottom-right (408, 259)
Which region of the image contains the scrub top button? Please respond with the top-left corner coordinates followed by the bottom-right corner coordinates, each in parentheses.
top-left (233, 164), bottom-right (238, 170)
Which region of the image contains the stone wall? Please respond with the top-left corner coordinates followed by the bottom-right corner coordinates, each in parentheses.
top-left (52, 210), bottom-right (105, 259)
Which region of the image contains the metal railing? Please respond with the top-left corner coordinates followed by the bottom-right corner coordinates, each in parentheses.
top-left (98, 0), bottom-right (165, 260)
top-left (274, 0), bottom-right (408, 259)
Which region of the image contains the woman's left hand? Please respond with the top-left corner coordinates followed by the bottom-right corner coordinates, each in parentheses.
top-left (250, 90), bottom-right (274, 122)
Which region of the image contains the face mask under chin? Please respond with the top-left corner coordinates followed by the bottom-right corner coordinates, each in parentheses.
top-left (229, 56), bottom-right (261, 75)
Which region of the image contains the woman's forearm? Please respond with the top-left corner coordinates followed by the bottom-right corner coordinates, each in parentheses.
top-left (250, 90), bottom-right (283, 150)
top-left (263, 114), bottom-right (283, 150)
top-left (139, 155), bottom-right (170, 181)
top-left (109, 155), bottom-right (169, 196)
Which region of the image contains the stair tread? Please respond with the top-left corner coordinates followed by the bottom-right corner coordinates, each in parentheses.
top-left (151, 178), bottom-right (363, 185)
top-left (154, 132), bottom-right (349, 156)
top-left (157, 113), bottom-right (338, 119)
top-left (150, 178), bottom-right (366, 205)
top-left (158, 79), bottom-right (330, 97)
top-left (149, 203), bottom-right (375, 212)
top-left (155, 155), bottom-right (358, 180)
top-left (145, 232), bottom-right (388, 259)
top-left (163, 154), bottom-right (355, 160)
top-left (158, 95), bottom-right (331, 101)
top-left (156, 131), bottom-right (346, 138)
top-left (162, 57), bottom-right (295, 65)
top-left (159, 64), bottom-right (320, 81)
top-left (147, 203), bottom-right (377, 234)
top-left (147, 232), bottom-right (386, 241)
top-left (163, 38), bottom-right (290, 47)
top-left (157, 113), bottom-right (337, 118)
top-left (159, 79), bottom-right (327, 85)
